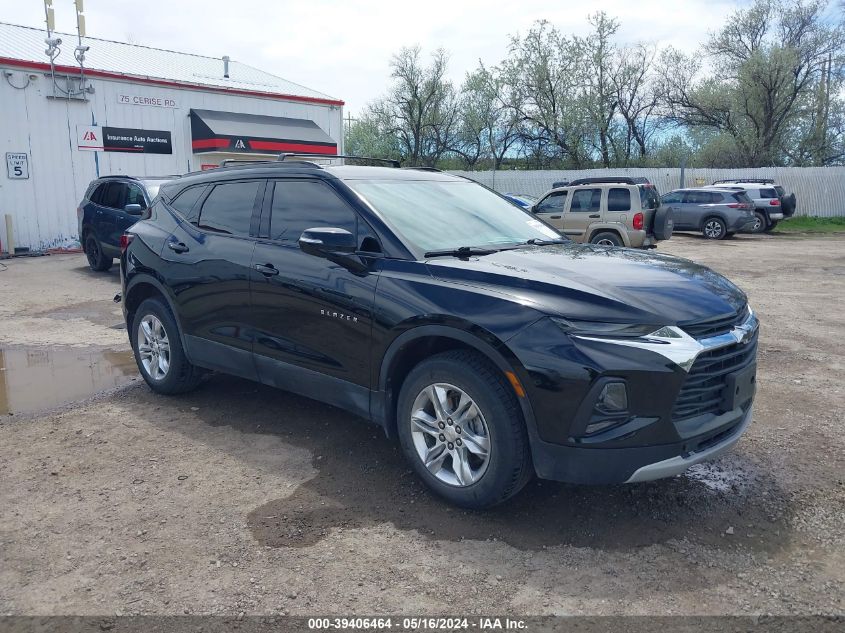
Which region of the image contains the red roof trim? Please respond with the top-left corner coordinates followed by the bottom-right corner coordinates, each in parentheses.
top-left (0, 56), bottom-right (345, 106)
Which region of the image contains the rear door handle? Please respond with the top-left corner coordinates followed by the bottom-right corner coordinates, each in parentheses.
top-left (589, 214), bottom-right (600, 218)
top-left (254, 263), bottom-right (279, 276)
top-left (550, 215), bottom-right (561, 219)
top-left (166, 241), bottom-right (189, 253)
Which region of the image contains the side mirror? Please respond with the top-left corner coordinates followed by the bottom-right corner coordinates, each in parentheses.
top-left (299, 227), bottom-right (356, 257)
top-left (124, 203), bottom-right (144, 216)
top-left (299, 227), bottom-right (368, 273)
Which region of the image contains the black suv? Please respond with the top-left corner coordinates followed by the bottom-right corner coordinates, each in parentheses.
top-left (119, 157), bottom-right (759, 508)
top-left (78, 175), bottom-right (172, 271)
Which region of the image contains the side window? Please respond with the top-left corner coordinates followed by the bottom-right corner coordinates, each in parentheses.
top-left (197, 181), bottom-right (260, 236)
top-left (569, 188), bottom-right (601, 212)
top-left (101, 182), bottom-right (126, 210)
top-left (760, 188), bottom-right (777, 199)
top-left (89, 183), bottom-right (105, 204)
top-left (684, 191), bottom-right (707, 204)
top-left (126, 184), bottom-right (147, 209)
top-left (535, 191), bottom-right (567, 214)
top-left (708, 192), bottom-right (724, 204)
top-left (607, 188), bottom-right (631, 212)
top-left (170, 185), bottom-right (208, 222)
top-left (269, 180), bottom-right (358, 243)
top-left (662, 192), bottom-right (682, 204)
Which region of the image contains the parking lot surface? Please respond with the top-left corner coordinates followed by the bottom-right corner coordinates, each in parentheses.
top-left (0, 233), bottom-right (843, 616)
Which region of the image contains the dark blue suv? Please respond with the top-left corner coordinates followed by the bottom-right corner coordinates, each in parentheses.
top-left (77, 176), bottom-right (171, 271)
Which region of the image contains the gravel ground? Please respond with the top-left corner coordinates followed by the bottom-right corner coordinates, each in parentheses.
top-left (0, 233), bottom-right (843, 616)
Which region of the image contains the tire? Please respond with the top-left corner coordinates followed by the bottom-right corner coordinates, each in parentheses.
top-left (750, 212), bottom-right (766, 234)
top-left (590, 231), bottom-right (623, 246)
top-left (652, 206), bottom-right (675, 241)
top-left (84, 233), bottom-right (113, 272)
top-left (396, 350), bottom-right (532, 509)
top-left (130, 297), bottom-right (203, 395)
top-left (702, 217), bottom-right (727, 240)
top-left (764, 220), bottom-right (779, 232)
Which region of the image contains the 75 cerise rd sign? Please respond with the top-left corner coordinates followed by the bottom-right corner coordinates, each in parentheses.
top-left (117, 94), bottom-right (177, 108)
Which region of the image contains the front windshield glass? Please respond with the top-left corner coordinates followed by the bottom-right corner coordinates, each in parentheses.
top-left (349, 180), bottom-right (562, 253)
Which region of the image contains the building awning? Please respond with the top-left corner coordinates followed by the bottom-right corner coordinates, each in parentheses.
top-left (189, 109), bottom-right (338, 155)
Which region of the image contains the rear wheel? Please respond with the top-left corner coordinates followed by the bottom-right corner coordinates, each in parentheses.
top-left (84, 233), bottom-right (113, 272)
top-left (590, 231), bottom-right (623, 246)
top-left (131, 298), bottom-right (202, 394)
top-left (397, 350), bottom-right (531, 509)
top-left (750, 212), bottom-right (766, 234)
top-left (702, 217), bottom-right (727, 240)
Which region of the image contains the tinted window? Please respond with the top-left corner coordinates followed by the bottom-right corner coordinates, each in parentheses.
top-left (760, 188), bottom-right (778, 199)
top-left (733, 192), bottom-right (753, 204)
top-left (270, 180), bottom-right (357, 243)
top-left (662, 192), bottom-right (682, 204)
top-left (535, 191), bottom-right (567, 214)
top-left (607, 188), bottom-right (631, 212)
top-left (569, 188), bottom-right (601, 212)
top-left (197, 181), bottom-right (260, 236)
top-left (774, 185), bottom-right (785, 197)
top-left (89, 183), bottom-right (107, 204)
top-left (101, 182), bottom-right (126, 209)
top-left (170, 185), bottom-right (208, 221)
top-left (126, 184), bottom-right (147, 209)
top-left (639, 186), bottom-right (660, 209)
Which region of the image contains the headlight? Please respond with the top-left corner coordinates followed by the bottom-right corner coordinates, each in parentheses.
top-left (551, 317), bottom-right (667, 339)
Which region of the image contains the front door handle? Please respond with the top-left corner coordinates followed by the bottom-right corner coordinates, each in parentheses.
top-left (167, 241), bottom-right (189, 253)
top-left (254, 263), bottom-right (279, 277)
top-left (589, 214), bottom-right (600, 218)
top-left (550, 215), bottom-right (561, 219)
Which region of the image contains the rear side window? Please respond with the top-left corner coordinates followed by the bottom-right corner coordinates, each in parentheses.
top-left (197, 181), bottom-right (260, 236)
top-left (732, 192), bottom-right (752, 203)
top-left (774, 185), bottom-right (785, 197)
top-left (607, 188), bottom-right (631, 212)
top-left (88, 183), bottom-right (105, 204)
top-left (707, 192), bottom-right (724, 203)
top-left (569, 188), bottom-right (601, 212)
top-left (535, 191), bottom-right (567, 214)
top-left (101, 182), bottom-right (126, 209)
top-left (760, 188), bottom-right (778, 199)
top-left (170, 185), bottom-right (208, 221)
top-left (269, 180), bottom-right (357, 243)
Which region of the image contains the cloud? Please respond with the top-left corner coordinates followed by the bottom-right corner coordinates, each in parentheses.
top-left (4, 0), bottom-right (740, 114)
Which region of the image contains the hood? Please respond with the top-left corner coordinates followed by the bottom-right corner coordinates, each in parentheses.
top-left (425, 243), bottom-right (747, 325)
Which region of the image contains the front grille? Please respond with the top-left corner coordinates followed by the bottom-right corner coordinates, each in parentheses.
top-left (680, 308), bottom-right (746, 338)
top-left (672, 332), bottom-right (758, 420)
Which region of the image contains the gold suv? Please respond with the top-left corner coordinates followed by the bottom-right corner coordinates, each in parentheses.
top-left (531, 177), bottom-right (673, 248)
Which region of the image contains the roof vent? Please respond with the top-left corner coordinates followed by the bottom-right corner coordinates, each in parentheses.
top-left (222, 55), bottom-right (230, 78)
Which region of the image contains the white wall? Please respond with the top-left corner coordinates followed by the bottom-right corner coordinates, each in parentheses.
top-left (0, 66), bottom-right (343, 250)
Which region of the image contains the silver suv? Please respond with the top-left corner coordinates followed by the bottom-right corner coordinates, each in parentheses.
top-left (531, 178), bottom-right (673, 248)
top-left (706, 180), bottom-right (790, 233)
top-left (661, 188), bottom-right (756, 239)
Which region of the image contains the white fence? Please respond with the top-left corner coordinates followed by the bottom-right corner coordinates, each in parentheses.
top-left (449, 167), bottom-right (845, 217)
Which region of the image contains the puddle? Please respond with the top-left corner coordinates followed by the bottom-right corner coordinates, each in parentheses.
top-left (0, 347), bottom-right (138, 415)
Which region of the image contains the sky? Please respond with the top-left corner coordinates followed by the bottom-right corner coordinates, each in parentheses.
top-left (3, 0), bottom-right (744, 115)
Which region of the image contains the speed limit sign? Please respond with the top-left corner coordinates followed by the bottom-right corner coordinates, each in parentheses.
top-left (6, 153), bottom-right (29, 179)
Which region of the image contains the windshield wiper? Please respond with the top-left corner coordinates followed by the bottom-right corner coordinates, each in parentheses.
top-left (519, 238), bottom-right (568, 246)
top-left (424, 246), bottom-right (500, 258)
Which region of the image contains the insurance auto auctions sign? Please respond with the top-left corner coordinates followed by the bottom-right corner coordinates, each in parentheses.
top-left (77, 125), bottom-right (172, 154)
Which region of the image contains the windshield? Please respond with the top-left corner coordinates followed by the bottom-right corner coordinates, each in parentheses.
top-left (349, 180), bottom-right (562, 253)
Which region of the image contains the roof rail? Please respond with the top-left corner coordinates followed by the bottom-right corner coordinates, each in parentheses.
top-left (277, 153), bottom-right (401, 168)
top-left (567, 176), bottom-right (650, 186)
top-left (712, 178), bottom-right (775, 185)
top-left (219, 159), bottom-right (277, 167)
top-left (99, 174), bottom-right (181, 180)
top-left (401, 166), bottom-right (442, 172)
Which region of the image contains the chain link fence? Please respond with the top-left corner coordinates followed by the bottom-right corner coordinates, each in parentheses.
top-left (449, 167), bottom-right (845, 217)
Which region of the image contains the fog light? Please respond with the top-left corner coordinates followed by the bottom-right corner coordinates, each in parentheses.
top-left (596, 382), bottom-right (627, 413)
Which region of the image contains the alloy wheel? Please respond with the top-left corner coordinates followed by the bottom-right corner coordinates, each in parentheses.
top-left (409, 383), bottom-right (491, 487)
top-left (704, 220), bottom-right (724, 239)
top-left (137, 314), bottom-right (171, 381)
top-left (595, 238), bottom-right (616, 246)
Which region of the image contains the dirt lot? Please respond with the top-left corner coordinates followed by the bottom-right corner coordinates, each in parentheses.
top-left (0, 233), bottom-right (843, 617)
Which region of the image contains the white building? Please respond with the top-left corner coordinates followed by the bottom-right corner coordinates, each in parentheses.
top-left (0, 22), bottom-right (344, 252)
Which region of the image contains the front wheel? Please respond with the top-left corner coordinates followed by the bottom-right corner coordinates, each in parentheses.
top-left (397, 350), bottom-right (531, 509)
top-left (131, 298), bottom-right (203, 394)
